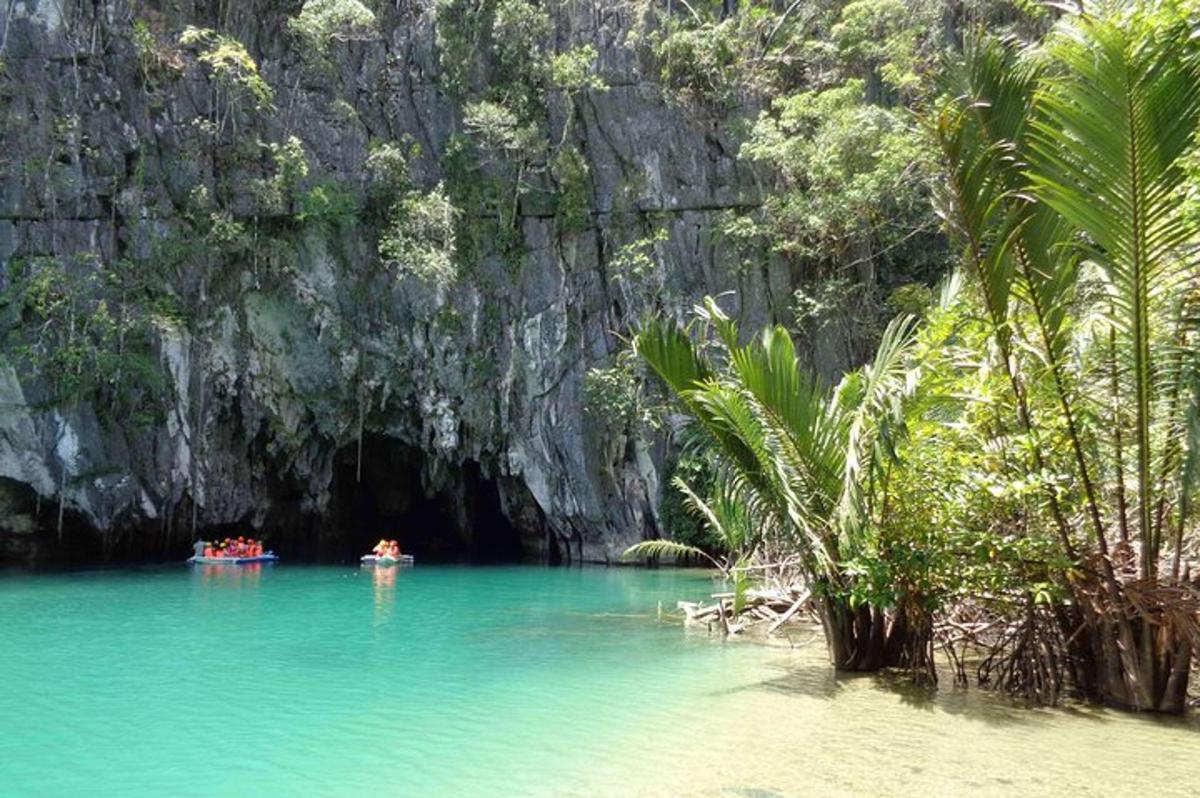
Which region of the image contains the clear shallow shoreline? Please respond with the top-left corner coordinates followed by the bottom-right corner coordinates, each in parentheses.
top-left (0, 565), bottom-right (1195, 797)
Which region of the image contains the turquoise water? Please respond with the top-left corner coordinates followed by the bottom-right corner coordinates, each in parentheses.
top-left (0, 565), bottom-right (1196, 797)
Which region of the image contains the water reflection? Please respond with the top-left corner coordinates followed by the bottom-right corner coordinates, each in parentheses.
top-left (193, 562), bottom-right (265, 588)
top-left (369, 564), bottom-right (397, 626)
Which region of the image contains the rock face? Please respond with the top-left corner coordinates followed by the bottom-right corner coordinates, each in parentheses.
top-left (0, 1), bottom-right (870, 564)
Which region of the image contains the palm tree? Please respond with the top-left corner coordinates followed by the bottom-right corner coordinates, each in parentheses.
top-left (933, 3), bottom-right (1200, 711)
top-left (633, 297), bottom-right (926, 671)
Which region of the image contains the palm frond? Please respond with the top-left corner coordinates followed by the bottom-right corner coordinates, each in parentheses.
top-left (1028, 9), bottom-right (1200, 570)
top-left (621, 539), bottom-right (718, 569)
top-left (837, 312), bottom-right (921, 537)
top-left (672, 475), bottom-right (747, 554)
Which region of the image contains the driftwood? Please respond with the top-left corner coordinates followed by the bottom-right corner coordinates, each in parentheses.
top-left (678, 585), bottom-right (814, 635)
top-left (768, 590), bottom-right (813, 634)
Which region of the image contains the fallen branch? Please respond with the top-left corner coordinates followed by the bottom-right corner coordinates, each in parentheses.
top-left (768, 590), bottom-right (812, 635)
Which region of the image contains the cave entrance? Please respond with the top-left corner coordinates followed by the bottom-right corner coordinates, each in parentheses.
top-left (0, 477), bottom-right (100, 566)
top-left (327, 435), bottom-right (525, 564)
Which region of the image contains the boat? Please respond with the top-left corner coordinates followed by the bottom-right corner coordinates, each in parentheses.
top-left (360, 554), bottom-right (414, 567)
top-left (188, 553), bottom-right (279, 565)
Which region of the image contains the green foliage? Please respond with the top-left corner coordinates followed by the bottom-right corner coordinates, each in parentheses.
top-left (654, 18), bottom-right (744, 108)
top-left (634, 295), bottom-right (923, 591)
top-left (132, 19), bottom-right (157, 68)
top-left (204, 210), bottom-right (250, 252)
top-left (620, 538), bottom-right (720, 569)
top-left (792, 276), bottom-right (861, 327)
top-left (463, 99), bottom-right (540, 159)
top-left (131, 19), bottom-right (182, 86)
top-left (627, 454), bottom-right (757, 575)
top-left (610, 229), bottom-right (667, 286)
top-left (583, 345), bottom-right (659, 436)
top-left (843, 277), bottom-right (1066, 611)
top-left (549, 45), bottom-right (608, 95)
top-left (269, 137), bottom-right (310, 190)
top-left (433, 0), bottom-right (485, 98)
top-left (490, 0), bottom-right (552, 82)
top-left (439, 133), bottom-right (526, 275)
top-left (253, 136), bottom-right (310, 213)
top-left (831, 0), bottom-right (940, 95)
top-left (551, 146), bottom-right (591, 234)
top-left (933, 6), bottom-right (1200, 582)
top-left (365, 138), bottom-right (420, 206)
top-left (743, 79), bottom-right (938, 270)
top-left (885, 283), bottom-right (933, 318)
top-left (378, 183), bottom-right (459, 289)
top-left (582, 361), bottom-right (635, 425)
top-left (644, 0), bottom-right (949, 108)
top-left (920, 3), bottom-right (1200, 707)
top-left (1, 256), bottom-right (170, 423)
top-left (434, 0), bottom-right (608, 272)
top-left (634, 1), bottom-right (954, 328)
top-left (288, 0), bottom-right (379, 55)
top-left (435, 0), bottom-right (553, 106)
top-left (297, 179), bottom-right (360, 229)
top-left (605, 229), bottom-right (671, 319)
top-left (179, 27), bottom-right (273, 110)
top-left (658, 449), bottom-right (710, 549)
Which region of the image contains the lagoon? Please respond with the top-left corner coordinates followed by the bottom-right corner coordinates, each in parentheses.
top-left (0, 565), bottom-right (1195, 797)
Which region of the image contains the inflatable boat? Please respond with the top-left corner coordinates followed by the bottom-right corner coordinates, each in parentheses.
top-left (188, 553), bottom-right (279, 565)
top-left (360, 554), bottom-right (415, 567)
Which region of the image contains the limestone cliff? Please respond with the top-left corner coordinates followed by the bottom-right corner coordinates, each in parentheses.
top-left (0, 1), bottom-right (898, 564)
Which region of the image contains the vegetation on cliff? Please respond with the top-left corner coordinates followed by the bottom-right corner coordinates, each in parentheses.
top-left (0, 0), bottom-right (989, 555)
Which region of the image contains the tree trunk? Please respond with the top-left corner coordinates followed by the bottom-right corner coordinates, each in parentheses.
top-left (1064, 576), bottom-right (1197, 714)
top-left (1089, 614), bottom-right (1193, 713)
top-left (819, 593), bottom-right (934, 679)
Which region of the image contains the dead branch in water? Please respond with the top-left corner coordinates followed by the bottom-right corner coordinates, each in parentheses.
top-left (678, 585), bottom-right (815, 636)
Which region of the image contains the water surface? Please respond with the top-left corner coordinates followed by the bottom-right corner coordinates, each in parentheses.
top-left (0, 565), bottom-right (1195, 796)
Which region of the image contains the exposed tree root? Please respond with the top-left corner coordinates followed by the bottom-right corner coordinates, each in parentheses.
top-left (671, 560), bottom-right (1200, 713)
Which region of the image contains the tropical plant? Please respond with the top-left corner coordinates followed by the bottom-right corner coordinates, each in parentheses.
top-left (631, 295), bottom-right (929, 671)
top-left (623, 473), bottom-right (756, 570)
top-left (178, 27), bottom-right (273, 136)
top-left (378, 182), bottom-right (460, 290)
top-left (932, 3), bottom-right (1200, 711)
top-left (288, 0), bottom-right (379, 56)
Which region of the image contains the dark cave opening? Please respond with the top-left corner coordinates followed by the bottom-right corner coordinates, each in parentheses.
top-left (0, 477), bottom-right (100, 567)
top-left (321, 435), bottom-right (527, 564)
top-left (0, 437), bottom-right (543, 568)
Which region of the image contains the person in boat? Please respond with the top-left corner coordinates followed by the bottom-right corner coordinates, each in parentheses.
top-left (372, 539), bottom-right (389, 558)
top-left (193, 540), bottom-right (207, 560)
top-left (388, 540), bottom-right (402, 559)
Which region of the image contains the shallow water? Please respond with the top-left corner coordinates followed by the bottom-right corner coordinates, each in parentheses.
top-left (0, 565), bottom-right (1195, 797)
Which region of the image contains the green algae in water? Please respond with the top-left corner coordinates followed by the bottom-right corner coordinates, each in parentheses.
top-left (0, 565), bottom-right (1196, 797)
